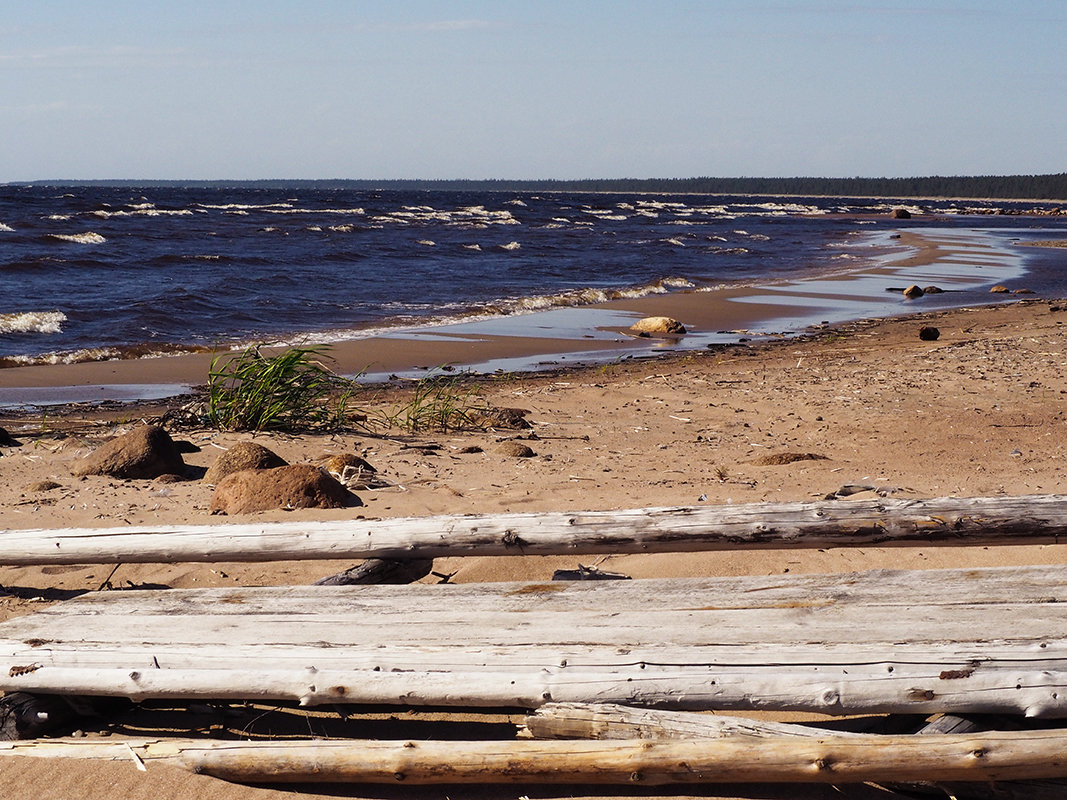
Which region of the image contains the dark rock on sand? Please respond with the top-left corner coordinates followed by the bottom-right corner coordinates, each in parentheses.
top-left (902, 285), bottom-right (924, 299)
top-left (891, 208), bottom-right (912, 219)
top-left (469, 407), bottom-right (532, 430)
top-left (498, 441), bottom-right (536, 458)
top-left (923, 286), bottom-right (944, 294)
top-left (0, 427), bottom-right (21, 447)
top-left (71, 425), bottom-right (185, 480)
top-left (630, 316), bottom-right (687, 335)
top-left (204, 441), bottom-right (287, 485)
top-left (209, 465), bottom-right (358, 515)
top-left (314, 558), bottom-right (435, 586)
top-left (919, 326), bottom-right (941, 341)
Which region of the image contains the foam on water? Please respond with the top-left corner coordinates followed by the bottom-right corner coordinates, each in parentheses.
top-left (0, 222), bottom-right (13, 232)
top-left (0, 310), bottom-right (67, 335)
top-left (48, 232), bottom-right (106, 244)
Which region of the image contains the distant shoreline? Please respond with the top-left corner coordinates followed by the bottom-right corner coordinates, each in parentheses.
top-left (7, 176), bottom-right (1067, 201)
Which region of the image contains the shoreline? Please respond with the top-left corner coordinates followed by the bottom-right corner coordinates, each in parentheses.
top-left (0, 224), bottom-right (1045, 408)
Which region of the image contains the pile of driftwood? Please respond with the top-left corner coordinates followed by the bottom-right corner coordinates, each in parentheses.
top-left (1, 493), bottom-right (1067, 794)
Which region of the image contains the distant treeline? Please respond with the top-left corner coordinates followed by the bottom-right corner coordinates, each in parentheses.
top-left (16, 174), bottom-right (1067, 200)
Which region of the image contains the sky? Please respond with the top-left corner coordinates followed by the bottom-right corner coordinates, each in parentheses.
top-left (1, 1), bottom-right (1064, 181)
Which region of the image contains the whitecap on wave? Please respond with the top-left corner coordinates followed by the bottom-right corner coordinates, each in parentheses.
top-left (0, 310), bottom-right (67, 335)
top-left (48, 232), bottom-right (106, 245)
top-left (0, 222), bottom-right (13, 232)
top-left (497, 241), bottom-right (521, 251)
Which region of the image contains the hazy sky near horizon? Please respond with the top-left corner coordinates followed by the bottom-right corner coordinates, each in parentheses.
top-left (2, 1), bottom-right (1064, 181)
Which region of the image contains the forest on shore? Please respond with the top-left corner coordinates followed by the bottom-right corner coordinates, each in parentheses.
top-left (15, 173), bottom-right (1067, 200)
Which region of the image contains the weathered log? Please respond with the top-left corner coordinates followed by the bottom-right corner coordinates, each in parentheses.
top-left (3, 493), bottom-right (1067, 565)
top-left (3, 566), bottom-right (1067, 716)
top-left (313, 558), bottom-right (434, 586)
top-left (526, 702), bottom-right (849, 740)
top-left (527, 704), bottom-right (1067, 799)
top-left (4, 732), bottom-right (1067, 784)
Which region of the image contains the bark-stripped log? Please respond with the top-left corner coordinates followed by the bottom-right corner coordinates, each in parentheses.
top-left (2, 566), bottom-right (1067, 717)
top-left (2, 493), bottom-right (1067, 565)
top-left (4, 732), bottom-right (1067, 784)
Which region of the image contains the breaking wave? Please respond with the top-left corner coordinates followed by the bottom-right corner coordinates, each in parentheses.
top-left (0, 341), bottom-right (210, 368)
top-left (48, 232), bottom-right (106, 245)
top-left (0, 310), bottom-right (67, 335)
top-left (0, 222), bottom-right (13, 232)
top-left (503, 276), bottom-right (696, 313)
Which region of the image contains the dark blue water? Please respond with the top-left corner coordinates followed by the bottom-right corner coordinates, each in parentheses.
top-left (1, 186), bottom-right (1065, 367)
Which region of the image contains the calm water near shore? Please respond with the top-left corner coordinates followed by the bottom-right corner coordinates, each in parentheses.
top-left (2, 186), bottom-right (1066, 378)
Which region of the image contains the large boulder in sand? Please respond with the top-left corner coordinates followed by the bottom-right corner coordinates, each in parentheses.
top-left (630, 316), bottom-right (686, 335)
top-left (71, 425), bottom-right (185, 479)
top-left (209, 465), bottom-right (358, 515)
top-left (891, 208), bottom-right (912, 219)
top-left (204, 441), bottom-right (287, 485)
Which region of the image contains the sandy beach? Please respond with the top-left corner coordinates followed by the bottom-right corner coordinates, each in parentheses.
top-left (1, 229), bottom-right (1067, 799)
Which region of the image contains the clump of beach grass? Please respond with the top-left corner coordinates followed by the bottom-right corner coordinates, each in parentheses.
top-left (207, 344), bottom-right (361, 432)
top-left (378, 369), bottom-right (488, 433)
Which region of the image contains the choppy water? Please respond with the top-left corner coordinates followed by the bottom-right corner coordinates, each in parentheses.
top-left (1, 185), bottom-right (1065, 368)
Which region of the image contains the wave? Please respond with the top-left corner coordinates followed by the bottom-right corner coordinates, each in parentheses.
top-left (0, 310), bottom-right (67, 335)
top-left (47, 232), bottom-right (106, 244)
top-left (90, 206), bottom-right (194, 218)
top-left (0, 341), bottom-right (211, 369)
top-left (502, 276), bottom-right (696, 313)
top-left (0, 222), bottom-right (13, 232)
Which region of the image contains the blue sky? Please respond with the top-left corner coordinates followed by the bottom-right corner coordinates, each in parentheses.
top-left (2, 1), bottom-right (1064, 180)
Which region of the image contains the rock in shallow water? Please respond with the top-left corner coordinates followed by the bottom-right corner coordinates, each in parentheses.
top-left (629, 316), bottom-right (686, 335)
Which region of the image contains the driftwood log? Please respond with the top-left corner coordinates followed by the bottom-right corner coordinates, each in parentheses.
top-left (525, 704), bottom-right (1067, 799)
top-left (3, 565), bottom-right (1067, 717)
top-left (2, 493), bottom-right (1067, 565)
top-left (3, 732), bottom-right (1067, 784)
top-left (526, 702), bottom-right (853, 740)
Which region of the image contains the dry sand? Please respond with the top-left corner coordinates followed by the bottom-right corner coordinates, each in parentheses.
top-left (1, 230), bottom-right (1067, 798)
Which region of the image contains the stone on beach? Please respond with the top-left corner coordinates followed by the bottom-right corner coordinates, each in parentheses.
top-left (468, 407), bottom-right (532, 429)
top-left (630, 316), bottom-right (686, 335)
top-left (317, 453), bottom-right (387, 489)
top-left (891, 208), bottom-right (912, 219)
top-left (902, 285), bottom-right (924, 299)
top-left (990, 285), bottom-right (1011, 293)
top-left (209, 464), bottom-right (358, 515)
top-left (70, 424), bottom-right (185, 480)
top-left (203, 441), bottom-right (287, 485)
top-left (497, 441), bottom-right (536, 458)
top-left (919, 326), bottom-right (941, 341)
